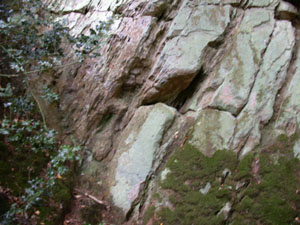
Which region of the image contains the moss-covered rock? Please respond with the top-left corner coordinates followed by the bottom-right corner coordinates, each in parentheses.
top-left (232, 134), bottom-right (300, 225)
top-left (143, 134), bottom-right (300, 225)
top-left (156, 144), bottom-right (237, 225)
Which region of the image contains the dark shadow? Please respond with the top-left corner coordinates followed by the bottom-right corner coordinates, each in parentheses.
top-left (170, 68), bottom-right (205, 111)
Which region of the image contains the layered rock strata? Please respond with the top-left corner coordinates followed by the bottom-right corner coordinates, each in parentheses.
top-left (40, 0), bottom-right (300, 224)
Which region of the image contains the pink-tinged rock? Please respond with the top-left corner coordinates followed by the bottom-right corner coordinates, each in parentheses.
top-left (234, 20), bottom-right (295, 153)
top-left (140, 4), bottom-right (232, 103)
top-left (249, 92), bottom-right (257, 111)
top-left (128, 181), bottom-right (142, 202)
top-left (103, 16), bottom-right (155, 98)
top-left (208, 9), bottom-right (275, 115)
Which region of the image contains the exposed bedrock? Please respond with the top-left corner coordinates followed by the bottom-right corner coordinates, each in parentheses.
top-left (39, 0), bottom-right (300, 223)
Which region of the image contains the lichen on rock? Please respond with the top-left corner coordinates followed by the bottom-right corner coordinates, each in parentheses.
top-left (27, 0), bottom-right (300, 224)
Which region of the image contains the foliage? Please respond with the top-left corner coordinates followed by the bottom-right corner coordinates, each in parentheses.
top-left (0, 0), bottom-right (112, 77)
top-left (0, 0), bottom-right (66, 74)
top-left (0, 0), bottom-right (114, 223)
top-left (0, 83), bottom-right (12, 97)
top-left (0, 93), bottom-right (81, 224)
top-left (0, 118), bottom-right (56, 152)
top-left (2, 145), bottom-right (80, 224)
top-left (41, 85), bottom-right (59, 104)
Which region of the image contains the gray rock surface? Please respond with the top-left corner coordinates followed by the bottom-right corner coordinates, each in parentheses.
top-left (234, 20), bottom-right (295, 155)
top-left (140, 2), bottom-right (232, 103)
top-left (37, 0), bottom-right (300, 223)
top-left (209, 8), bottom-right (275, 115)
top-left (110, 103), bottom-right (176, 213)
top-left (189, 109), bottom-right (236, 156)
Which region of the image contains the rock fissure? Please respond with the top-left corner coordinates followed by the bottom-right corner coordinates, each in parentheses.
top-left (273, 29), bottom-right (300, 125)
top-left (26, 0), bottom-right (300, 224)
top-left (235, 16), bottom-right (276, 118)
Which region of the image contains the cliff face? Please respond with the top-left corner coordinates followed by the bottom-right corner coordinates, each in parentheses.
top-left (41, 0), bottom-right (300, 224)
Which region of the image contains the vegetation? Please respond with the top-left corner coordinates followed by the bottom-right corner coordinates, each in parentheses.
top-left (144, 134), bottom-right (300, 225)
top-left (158, 145), bottom-right (236, 225)
top-left (0, 0), bottom-right (113, 224)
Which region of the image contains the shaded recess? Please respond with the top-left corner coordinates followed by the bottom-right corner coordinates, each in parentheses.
top-left (170, 69), bottom-right (205, 111)
top-left (284, 0), bottom-right (300, 9)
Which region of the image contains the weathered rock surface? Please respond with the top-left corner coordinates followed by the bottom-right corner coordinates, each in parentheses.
top-left (234, 20), bottom-right (295, 155)
top-left (110, 103), bottom-right (176, 213)
top-left (140, 2), bottom-right (232, 103)
top-left (188, 109), bottom-right (236, 156)
top-left (39, 0), bottom-right (300, 224)
top-left (209, 8), bottom-right (275, 115)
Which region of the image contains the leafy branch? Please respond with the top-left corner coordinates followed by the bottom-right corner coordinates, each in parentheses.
top-left (0, 61), bottom-right (80, 77)
top-left (0, 0), bottom-right (116, 224)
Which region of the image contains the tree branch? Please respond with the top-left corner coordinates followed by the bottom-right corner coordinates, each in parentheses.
top-left (0, 61), bottom-right (80, 77)
top-left (74, 189), bottom-right (107, 207)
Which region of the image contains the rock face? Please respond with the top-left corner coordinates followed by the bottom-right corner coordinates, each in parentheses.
top-left (40, 0), bottom-right (300, 224)
top-left (110, 103), bottom-right (176, 213)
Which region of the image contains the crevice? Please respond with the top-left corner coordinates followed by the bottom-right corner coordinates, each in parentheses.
top-left (118, 0), bottom-right (185, 107)
top-left (236, 21), bottom-right (276, 118)
top-left (123, 117), bottom-right (178, 222)
top-left (138, 4), bottom-right (245, 112)
top-left (198, 0), bottom-right (250, 8)
top-left (225, 149), bottom-right (255, 224)
top-left (256, 25), bottom-right (296, 129)
top-left (206, 105), bottom-right (236, 118)
top-left (170, 68), bottom-right (205, 111)
top-left (126, 115), bottom-right (192, 222)
top-left (235, 130), bottom-right (252, 157)
top-left (174, 8), bottom-right (244, 113)
top-left (275, 0), bottom-right (300, 24)
top-left (201, 8), bottom-right (244, 74)
top-left (271, 26), bottom-right (300, 122)
top-left (226, 179), bottom-right (251, 223)
top-left (49, 6), bottom-right (91, 16)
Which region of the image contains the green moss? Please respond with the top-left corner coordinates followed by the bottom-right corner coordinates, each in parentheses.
top-left (231, 213), bottom-right (256, 225)
top-left (153, 192), bottom-right (163, 203)
top-left (239, 196), bottom-right (254, 211)
top-left (39, 206), bottom-right (61, 225)
top-left (154, 133), bottom-right (300, 225)
top-left (52, 180), bottom-right (71, 202)
top-left (234, 153), bottom-right (254, 180)
top-left (143, 206), bottom-right (155, 225)
top-left (244, 185), bottom-right (260, 198)
top-left (253, 157), bottom-right (299, 224)
top-left (157, 207), bottom-right (177, 224)
top-left (158, 144), bottom-right (238, 225)
top-left (273, 133), bottom-right (298, 155)
top-left (232, 135), bottom-right (300, 225)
